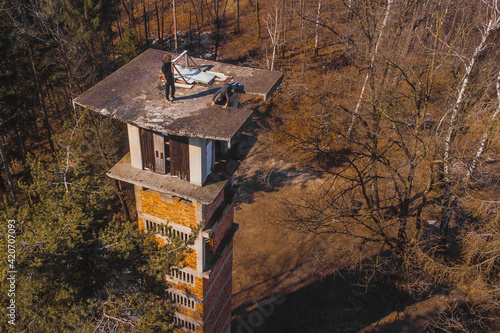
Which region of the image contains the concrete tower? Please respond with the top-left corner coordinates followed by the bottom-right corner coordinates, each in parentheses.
top-left (74, 49), bottom-right (282, 333)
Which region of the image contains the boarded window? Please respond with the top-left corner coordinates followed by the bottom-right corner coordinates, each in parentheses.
top-left (153, 133), bottom-right (166, 174)
top-left (170, 135), bottom-right (190, 181)
top-left (140, 128), bottom-right (154, 170)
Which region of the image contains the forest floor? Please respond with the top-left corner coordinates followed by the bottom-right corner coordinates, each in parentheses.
top-left (189, 12), bottom-right (452, 332)
top-left (227, 111), bottom-right (451, 332)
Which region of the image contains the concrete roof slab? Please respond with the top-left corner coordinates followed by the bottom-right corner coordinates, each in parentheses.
top-left (73, 49), bottom-right (283, 141)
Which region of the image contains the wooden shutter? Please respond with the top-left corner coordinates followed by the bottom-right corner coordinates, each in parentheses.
top-left (153, 133), bottom-right (166, 174)
top-left (140, 128), bottom-right (154, 170)
top-left (165, 135), bottom-right (171, 174)
top-left (170, 135), bottom-right (190, 181)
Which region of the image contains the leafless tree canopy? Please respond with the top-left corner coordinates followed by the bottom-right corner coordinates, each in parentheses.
top-left (270, 0), bottom-right (500, 329)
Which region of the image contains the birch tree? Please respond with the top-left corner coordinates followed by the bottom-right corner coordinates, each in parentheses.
top-left (346, 0), bottom-right (393, 138)
top-left (264, 0), bottom-right (284, 71)
top-left (314, 0), bottom-right (322, 56)
top-left (439, 0), bottom-right (500, 241)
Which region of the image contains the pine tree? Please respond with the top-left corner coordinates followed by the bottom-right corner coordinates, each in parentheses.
top-left (0, 117), bottom-right (196, 332)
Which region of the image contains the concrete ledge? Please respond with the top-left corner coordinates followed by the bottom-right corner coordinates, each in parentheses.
top-left (107, 153), bottom-right (227, 204)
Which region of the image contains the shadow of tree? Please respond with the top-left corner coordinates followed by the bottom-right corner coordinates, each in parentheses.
top-left (232, 254), bottom-right (421, 333)
top-left (235, 167), bottom-right (321, 205)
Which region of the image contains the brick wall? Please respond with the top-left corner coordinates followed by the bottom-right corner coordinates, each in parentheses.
top-left (209, 202), bottom-right (234, 252)
top-left (178, 302), bottom-right (204, 321)
top-left (204, 188), bottom-right (225, 225)
top-left (140, 191), bottom-right (197, 228)
top-left (138, 217), bottom-right (145, 232)
top-left (204, 280), bottom-right (231, 333)
top-left (169, 277), bottom-right (204, 299)
top-left (182, 250), bottom-right (197, 270)
top-left (203, 242), bottom-right (233, 332)
top-left (138, 188), bottom-right (234, 333)
top-left (212, 292), bottom-right (231, 333)
top-left (203, 242), bottom-right (233, 297)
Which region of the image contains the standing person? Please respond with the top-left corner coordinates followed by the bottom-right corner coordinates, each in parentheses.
top-left (161, 54), bottom-right (175, 102)
top-left (211, 83), bottom-right (232, 109)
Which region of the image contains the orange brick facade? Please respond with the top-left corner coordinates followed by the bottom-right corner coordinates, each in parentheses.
top-left (136, 187), bottom-right (233, 333)
top-left (140, 190), bottom-right (197, 228)
top-left (182, 250), bottom-right (197, 270)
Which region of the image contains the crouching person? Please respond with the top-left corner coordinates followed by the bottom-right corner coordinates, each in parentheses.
top-left (211, 83), bottom-right (233, 109)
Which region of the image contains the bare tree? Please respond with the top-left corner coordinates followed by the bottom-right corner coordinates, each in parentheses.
top-left (439, 0), bottom-right (500, 242)
top-left (314, 0), bottom-right (322, 56)
top-left (173, 0), bottom-right (178, 52)
top-left (255, 0), bottom-right (261, 40)
top-left (235, 0), bottom-right (240, 33)
top-left (269, 0), bottom-right (500, 328)
top-left (142, 0), bottom-right (149, 45)
top-left (204, 0), bottom-right (229, 59)
top-left (264, 0), bottom-right (284, 71)
top-left (189, 0), bottom-right (201, 30)
top-left (346, 0), bottom-right (393, 138)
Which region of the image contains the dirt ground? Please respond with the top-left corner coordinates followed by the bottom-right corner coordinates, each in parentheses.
top-left (228, 117), bottom-right (450, 333)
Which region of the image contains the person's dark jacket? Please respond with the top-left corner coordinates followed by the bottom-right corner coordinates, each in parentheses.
top-left (162, 61), bottom-right (174, 82)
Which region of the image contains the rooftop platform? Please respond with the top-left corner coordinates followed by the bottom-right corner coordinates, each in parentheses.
top-left (107, 153), bottom-right (228, 204)
top-left (73, 48), bottom-right (283, 141)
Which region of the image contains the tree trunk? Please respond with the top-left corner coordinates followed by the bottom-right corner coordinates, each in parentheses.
top-left (235, 0), bottom-right (240, 33)
top-left (440, 14), bottom-right (500, 243)
top-left (314, 0), bottom-right (322, 56)
top-left (466, 70), bottom-right (500, 179)
top-left (443, 18), bottom-right (499, 183)
top-left (114, 180), bottom-right (131, 221)
top-left (0, 136), bottom-right (17, 205)
top-left (189, 10), bottom-right (192, 41)
top-left (121, 0), bottom-right (133, 30)
top-left (265, 0), bottom-right (282, 71)
top-left (189, 0), bottom-right (201, 30)
top-left (256, 0), bottom-right (261, 40)
top-left (347, 0), bottom-right (394, 138)
top-left (115, 0), bottom-right (123, 41)
top-left (143, 0), bottom-right (149, 45)
top-left (161, 0), bottom-right (165, 40)
top-left (345, 0), bottom-right (353, 49)
top-left (200, 0), bottom-right (204, 27)
top-left (28, 45), bottom-right (56, 154)
top-left (173, 0), bottom-right (178, 52)
top-left (155, 0), bottom-right (161, 40)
